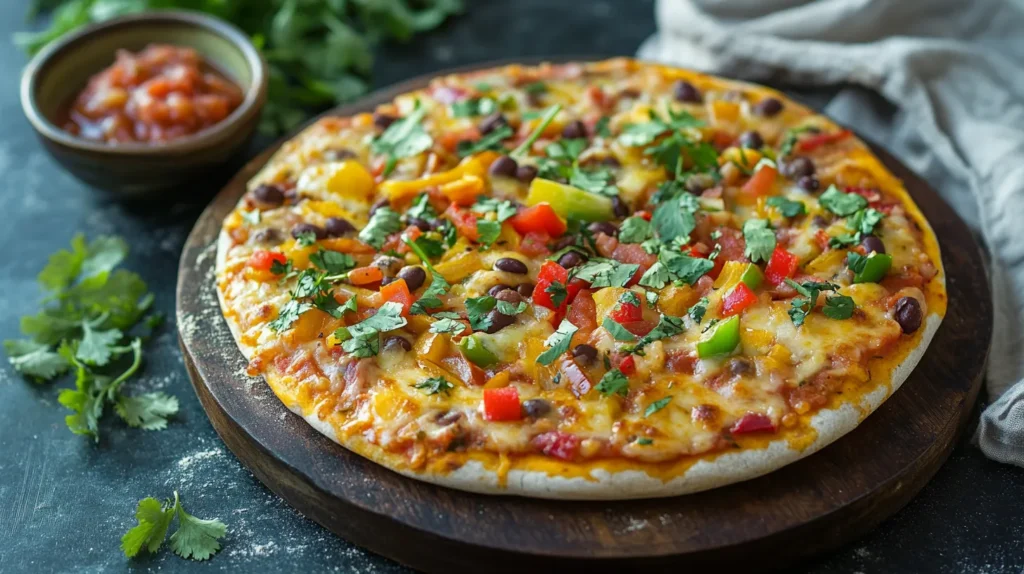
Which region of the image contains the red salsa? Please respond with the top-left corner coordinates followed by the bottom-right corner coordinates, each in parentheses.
top-left (61, 44), bottom-right (243, 143)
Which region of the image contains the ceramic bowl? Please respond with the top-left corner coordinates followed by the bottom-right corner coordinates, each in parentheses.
top-left (19, 10), bottom-right (268, 199)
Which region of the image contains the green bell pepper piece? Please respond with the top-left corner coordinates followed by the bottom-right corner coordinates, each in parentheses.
top-left (696, 316), bottom-right (741, 358)
top-left (739, 263), bottom-right (764, 290)
top-left (457, 334), bottom-right (499, 367)
top-left (525, 178), bottom-right (614, 222)
top-left (853, 252), bottom-right (893, 284)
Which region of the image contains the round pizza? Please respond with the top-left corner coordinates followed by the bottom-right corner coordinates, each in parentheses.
top-left (215, 58), bottom-right (945, 499)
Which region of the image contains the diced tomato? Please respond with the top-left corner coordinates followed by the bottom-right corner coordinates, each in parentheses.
top-left (349, 266), bottom-right (384, 286)
top-left (764, 247), bottom-right (799, 285)
top-left (518, 231), bottom-right (552, 257)
top-left (741, 164), bottom-right (778, 196)
top-left (247, 249), bottom-right (286, 271)
top-left (684, 245), bottom-right (703, 257)
top-left (611, 243), bottom-right (657, 268)
top-left (379, 278), bottom-right (413, 316)
top-left (532, 431), bottom-right (581, 461)
top-left (666, 351), bottom-right (697, 375)
top-left (796, 129), bottom-right (851, 153)
top-left (510, 203), bottom-right (567, 237)
top-left (566, 289), bottom-right (597, 333)
top-left (721, 282), bottom-right (757, 317)
top-left (445, 204), bottom-right (480, 241)
top-left (609, 300), bottom-right (643, 324)
top-left (635, 210), bottom-right (652, 221)
top-left (710, 227), bottom-right (747, 279)
top-left (730, 412), bottom-right (776, 435)
top-left (620, 319), bottom-right (656, 337)
top-left (566, 278), bottom-right (587, 307)
top-left (532, 261), bottom-right (569, 312)
top-left (482, 387), bottom-right (521, 421)
top-left (618, 355), bottom-right (636, 376)
top-left (845, 186), bottom-right (882, 204)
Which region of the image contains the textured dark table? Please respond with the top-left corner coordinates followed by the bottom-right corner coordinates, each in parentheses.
top-left (1, 1), bottom-right (1022, 572)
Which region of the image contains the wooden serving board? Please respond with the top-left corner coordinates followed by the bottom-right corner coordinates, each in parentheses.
top-left (176, 63), bottom-right (992, 573)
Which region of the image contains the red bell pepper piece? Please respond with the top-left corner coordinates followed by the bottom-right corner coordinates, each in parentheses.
top-left (730, 412), bottom-right (776, 435)
top-left (247, 250), bottom-right (287, 272)
top-left (618, 355), bottom-right (636, 376)
top-left (634, 210), bottom-right (652, 221)
top-left (741, 164), bottom-right (778, 196)
top-left (445, 204), bottom-right (480, 241)
top-left (609, 300), bottom-right (643, 324)
top-left (379, 278), bottom-right (413, 316)
top-left (721, 282), bottom-right (757, 317)
top-left (510, 203), bottom-right (567, 237)
top-left (764, 247), bottom-right (799, 285)
top-left (532, 431), bottom-right (581, 461)
top-left (532, 260), bottom-right (569, 312)
top-left (483, 387), bottom-right (521, 421)
top-left (796, 129), bottom-right (851, 153)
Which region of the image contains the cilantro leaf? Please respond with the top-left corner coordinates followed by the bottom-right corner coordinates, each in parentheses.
top-left (121, 497), bottom-right (175, 558)
top-left (4, 339), bottom-right (68, 381)
top-left (407, 193), bottom-right (437, 221)
top-left (742, 218), bottom-right (776, 263)
top-left (651, 194), bottom-right (698, 242)
top-left (688, 297), bottom-right (709, 324)
top-left (340, 302), bottom-right (407, 357)
top-left (823, 294), bottom-right (856, 320)
top-left (496, 300), bottom-right (528, 316)
top-left (644, 396), bottom-right (672, 417)
top-left (430, 317), bottom-right (467, 336)
top-left (537, 320), bottom-right (578, 365)
top-left (409, 271), bottom-right (449, 315)
top-left (618, 217), bottom-right (653, 244)
top-left (570, 258), bottom-right (638, 288)
top-left (596, 369), bottom-right (629, 397)
top-left (465, 296), bottom-right (497, 331)
top-left (295, 230), bottom-right (317, 246)
top-left (628, 314), bottom-right (685, 353)
top-left (413, 376), bottom-right (454, 395)
top-left (638, 262), bottom-right (672, 289)
top-left (472, 197), bottom-right (518, 222)
top-left (169, 493), bottom-right (227, 561)
top-left (819, 185), bottom-right (868, 217)
top-left (766, 196), bottom-right (807, 218)
top-left (115, 392), bottom-right (179, 431)
top-left (268, 300), bottom-right (313, 332)
top-left (595, 116), bottom-right (612, 137)
top-left (660, 250), bottom-right (714, 285)
top-left (372, 101), bottom-right (432, 176)
top-left (270, 258), bottom-right (293, 276)
top-left (828, 233), bottom-right (860, 248)
top-left (458, 125), bottom-right (514, 157)
top-left (451, 97), bottom-right (496, 117)
top-left (358, 206), bottom-right (402, 249)
top-left (545, 281), bottom-right (568, 309)
top-left (39, 234), bottom-right (127, 293)
top-left (545, 138), bottom-right (587, 161)
top-left (645, 291), bottom-right (659, 309)
top-left (310, 249), bottom-right (355, 275)
top-left (847, 251), bottom-right (868, 275)
top-left (849, 208), bottom-right (884, 236)
top-left (475, 219), bottom-right (502, 248)
top-left (76, 317), bottom-right (122, 367)
top-left (602, 318), bottom-right (637, 342)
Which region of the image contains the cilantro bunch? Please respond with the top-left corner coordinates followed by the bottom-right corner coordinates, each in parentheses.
top-left (17, 0), bottom-right (463, 134)
top-left (4, 234), bottom-right (174, 440)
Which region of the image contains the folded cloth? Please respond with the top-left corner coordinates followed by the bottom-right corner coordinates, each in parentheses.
top-left (638, 0), bottom-right (1024, 466)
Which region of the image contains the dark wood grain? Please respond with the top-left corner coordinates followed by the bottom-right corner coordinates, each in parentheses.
top-left (176, 62), bottom-right (992, 573)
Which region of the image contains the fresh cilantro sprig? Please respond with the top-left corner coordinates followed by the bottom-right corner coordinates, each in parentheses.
top-left (333, 302), bottom-right (407, 357)
top-left (596, 369), bottom-right (629, 397)
top-left (121, 491), bottom-right (227, 561)
top-left (371, 100), bottom-right (433, 176)
top-left (639, 250), bottom-right (713, 289)
top-left (537, 320), bottom-right (578, 365)
top-left (819, 185), bottom-right (868, 217)
top-left (784, 279), bottom-right (856, 326)
top-left (742, 218), bottom-right (776, 263)
top-left (4, 234), bottom-right (174, 439)
top-left (359, 206), bottom-right (402, 249)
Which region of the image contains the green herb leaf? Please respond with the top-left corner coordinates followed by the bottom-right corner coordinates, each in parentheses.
top-left (629, 314), bottom-right (685, 353)
top-left (451, 97), bottom-right (496, 117)
top-left (496, 300), bottom-right (528, 316)
top-left (457, 125), bottom-right (514, 157)
top-left (168, 493), bottom-right (227, 561)
top-left (472, 197), bottom-right (518, 222)
top-left (595, 116), bottom-right (612, 138)
top-left (819, 185), bottom-right (868, 217)
top-left (430, 317), bottom-right (467, 335)
top-left (537, 320), bottom-right (578, 366)
top-left (828, 233), bottom-right (860, 248)
top-left (644, 396), bottom-right (672, 417)
top-left (409, 271), bottom-right (449, 315)
top-left (340, 301), bottom-right (407, 357)
top-left (512, 104), bottom-right (562, 157)
top-left (475, 219), bottom-right (502, 248)
top-left (4, 339), bottom-right (69, 381)
top-left (545, 281), bottom-right (568, 309)
top-left (115, 392), bottom-right (179, 431)
top-left (602, 318), bottom-right (637, 342)
top-left (372, 101), bottom-right (432, 176)
top-left (651, 194), bottom-right (698, 242)
top-left (823, 294), bottom-right (856, 320)
top-left (742, 218), bottom-right (776, 263)
top-left (688, 297), bottom-right (709, 324)
top-left (413, 376), bottom-right (455, 395)
top-left (596, 369), bottom-right (629, 397)
top-left (295, 230), bottom-right (318, 247)
top-left (121, 497), bottom-right (175, 558)
top-left (766, 196), bottom-right (807, 218)
top-left (849, 208), bottom-right (884, 236)
top-left (310, 249), bottom-right (355, 275)
top-left (76, 317), bottom-right (122, 367)
top-left (660, 250), bottom-right (714, 285)
top-left (268, 300), bottom-right (314, 332)
top-left (358, 206), bottom-right (402, 249)
top-left (465, 296), bottom-right (497, 331)
top-left (570, 258), bottom-right (639, 289)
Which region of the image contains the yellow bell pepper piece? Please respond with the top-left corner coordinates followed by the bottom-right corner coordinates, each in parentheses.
top-left (719, 146), bottom-right (763, 171)
top-left (439, 174), bottom-right (485, 206)
top-left (592, 287), bottom-right (627, 320)
top-left (526, 178), bottom-right (614, 222)
top-left (434, 250), bottom-right (483, 283)
top-left (326, 160), bottom-right (375, 200)
top-left (379, 156), bottom-right (488, 202)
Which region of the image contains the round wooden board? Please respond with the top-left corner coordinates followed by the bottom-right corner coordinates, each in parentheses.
top-left (176, 61), bottom-right (992, 573)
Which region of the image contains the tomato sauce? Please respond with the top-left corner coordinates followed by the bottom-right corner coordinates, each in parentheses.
top-left (60, 44), bottom-right (243, 144)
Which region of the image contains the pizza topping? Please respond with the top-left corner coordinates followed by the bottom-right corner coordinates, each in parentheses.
top-left (482, 387), bottom-right (522, 421)
top-left (894, 296), bottom-right (923, 334)
top-left (860, 235), bottom-right (886, 255)
top-left (672, 80), bottom-right (702, 103)
top-left (696, 316), bottom-right (741, 358)
top-left (371, 101), bottom-right (432, 176)
top-left (848, 251), bottom-right (893, 284)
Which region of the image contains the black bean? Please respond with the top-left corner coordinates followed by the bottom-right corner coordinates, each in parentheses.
top-left (738, 130), bottom-right (764, 149)
top-left (522, 398), bottom-right (551, 419)
top-left (861, 235), bottom-right (886, 255)
top-left (784, 156), bottom-right (816, 178)
top-left (797, 176), bottom-right (820, 192)
top-left (728, 358), bottom-right (753, 377)
top-left (672, 80), bottom-right (702, 103)
top-left (516, 283), bottom-right (535, 298)
top-left (489, 155), bottom-right (518, 177)
top-left (561, 120), bottom-right (587, 140)
top-left (324, 148), bottom-right (356, 162)
top-left (291, 223), bottom-right (326, 240)
top-left (894, 297), bottom-right (923, 334)
top-left (369, 198), bottom-right (390, 215)
top-left (557, 250), bottom-right (587, 269)
top-left (373, 112), bottom-right (397, 129)
top-left (371, 255), bottom-right (404, 275)
top-left (572, 344), bottom-right (598, 365)
top-left (397, 266), bottom-right (427, 291)
top-left (325, 217), bottom-right (355, 237)
top-left (478, 113), bottom-right (508, 135)
top-left (549, 236), bottom-right (577, 252)
top-left (494, 258), bottom-right (529, 274)
top-left (611, 196), bottom-right (630, 218)
top-left (515, 165), bottom-right (539, 183)
top-left (407, 217), bottom-right (432, 232)
top-left (484, 309), bottom-right (515, 333)
top-left (685, 173), bottom-right (716, 195)
top-left (252, 183), bottom-right (285, 206)
top-left (495, 289), bottom-right (522, 304)
top-left (382, 335), bottom-right (412, 353)
top-left (588, 221), bottom-right (618, 237)
top-left (753, 97), bottom-right (784, 117)
top-left (252, 228), bottom-right (281, 245)
top-left (488, 284), bottom-right (512, 297)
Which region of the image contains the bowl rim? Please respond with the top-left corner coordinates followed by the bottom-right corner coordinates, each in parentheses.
top-left (19, 9), bottom-right (268, 156)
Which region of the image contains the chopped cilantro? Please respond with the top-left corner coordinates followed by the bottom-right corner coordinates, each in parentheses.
top-left (475, 219), bottom-right (503, 248)
top-left (644, 396), bottom-right (672, 417)
top-left (407, 193), bottom-right (437, 221)
top-left (819, 185), bottom-right (868, 217)
top-left (627, 314), bottom-right (685, 354)
top-left (645, 291), bottom-right (659, 309)
top-left (766, 196), bottom-right (807, 218)
top-left (651, 194), bottom-right (699, 242)
top-left (596, 369), bottom-right (629, 397)
top-left (742, 218), bottom-right (776, 263)
top-left (496, 300), bottom-right (528, 316)
top-left (828, 233), bottom-right (860, 248)
top-left (823, 294), bottom-right (856, 320)
top-left (545, 281), bottom-right (568, 309)
top-left (472, 197), bottom-right (518, 222)
top-left (636, 437), bottom-right (654, 445)
top-left (457, 125), bottom-right (514, 157)
top-left (413, 376), bottom-right (455, 396)
top-left (295, 230), bottom-right (317, 247)
top-left (337, 302), bottom-right (407, 357)
top-left (309, 249), bottom-right (355, 275)
top-left (570, 258), bottom-right (638, 288)
top-left (523, 81), bottom-right (547, 95)
top-left (602, 318), bottom-right (637, 342)
top-left (268, 300), bottom-right (313, 332)
top-left (371, 100), bottom-right (432, 176)
top-left (849, 208), bottom-right (884, 236)
top-left (358, 206), bottom-right (401, 249)
top-left (409, 271), bottom-right (449, 315)
top-left (465, 296), bottom-right (497, 331)
top-left (688, 297), bottom-right (709, 324)
top-left (537, 320), bottom-right (578, 366)
top-left (450, 97), bottom-right (496, 118)
top-left (618, 217), bottom-right (653, 244)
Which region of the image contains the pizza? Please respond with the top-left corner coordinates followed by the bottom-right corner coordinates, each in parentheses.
top-left (215, 58), bottom-right (945, 499)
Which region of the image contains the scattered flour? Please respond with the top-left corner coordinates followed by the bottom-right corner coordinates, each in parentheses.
top-left (622, 518), bottom-right (649, 533)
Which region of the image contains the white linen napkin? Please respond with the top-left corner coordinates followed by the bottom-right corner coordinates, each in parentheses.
top-left (638, 0), bottom-right (1024, 466)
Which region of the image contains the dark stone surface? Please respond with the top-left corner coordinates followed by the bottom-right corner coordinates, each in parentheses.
top-left (0, 1), bottom-right (1020, 572)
